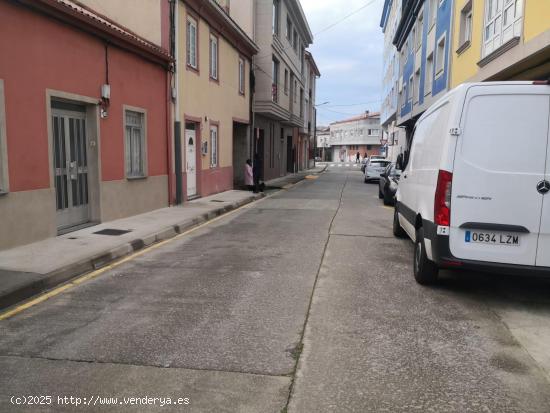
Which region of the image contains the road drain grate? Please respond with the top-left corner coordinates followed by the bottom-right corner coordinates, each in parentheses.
top-left (210, 200), bottom-right (226, 203)
top-left (93, 229), bottom-right (132, 236)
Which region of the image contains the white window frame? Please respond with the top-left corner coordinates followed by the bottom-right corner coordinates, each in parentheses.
top-left (0, 79), bottom-right (8, 194)
top-left (413, 69), bottom-right (421, 103)
top-left (124, 106), bottom-right (148, 179)
top-left (209, 34), bottom-right (219, 80)
top-left (415, 10), bottom-right (424, 50)
top-left (435, 33), bottom-right (446, 78)
top-left (186, 16), bottom-right (198, 69)
top-left (408, 75), bottom-right (414, 103)
top-left (210, 124), bottom-right (218, 168)
top-left (429, 0), bottom-right (438, 28)
top-left (483, 0), bottom-right (523, 57)
top-left (425, 51), bottom-right (434, 95)
top-left (238, 57), bottom-right (245, 95)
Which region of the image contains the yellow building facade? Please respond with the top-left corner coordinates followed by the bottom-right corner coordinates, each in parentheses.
top-left (177, 0), bottom-right (258, 199)
top-left (451, 0), bottom-right (550, 87)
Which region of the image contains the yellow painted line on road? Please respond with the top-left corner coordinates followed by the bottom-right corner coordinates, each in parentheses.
top-left (0, 196), bottom-right (268, 321)
top-left (305, 175), bottom-right (318, 180)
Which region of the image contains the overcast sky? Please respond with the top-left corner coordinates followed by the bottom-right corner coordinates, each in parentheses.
top-left (301, 0), bottom-right (385, 126)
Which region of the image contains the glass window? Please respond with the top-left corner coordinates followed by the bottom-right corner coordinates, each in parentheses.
top-left (286, 16), bottom-right (292, 40)
top-left (210, 125), bottom-right (218, 167)
top-left (186, 17), bottom-right (198, 69)
top-left (435, 35), bottom-right (446, 76)
top-left (272, 57), bottom-right (279, 103)
top-left (425, 52), bottom-right (434, 94)
top-left (272, 0), bottom-right (279, 35)
top-left (483, 0), bottom-right (523, 56)
top-left (238, 57), bottom-right (245, 94)
top-left (125, 110), bottom-right (146, 178)
top-left (459, 1), bottom-right (473, 46)
top-left (209, 35), bottom-right (218, 80)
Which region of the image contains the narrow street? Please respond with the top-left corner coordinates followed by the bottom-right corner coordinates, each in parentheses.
top-left (1, 165), bottom-right (550, 412)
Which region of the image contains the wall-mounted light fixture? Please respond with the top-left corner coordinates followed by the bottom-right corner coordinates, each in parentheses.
top-left (100, 84), bottom-right (111, 119)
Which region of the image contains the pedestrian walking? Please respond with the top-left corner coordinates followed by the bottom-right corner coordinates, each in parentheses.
top-left (356, 152), bottom-right (360, 163)
top-left (245, 159), bottom-right (253, 191)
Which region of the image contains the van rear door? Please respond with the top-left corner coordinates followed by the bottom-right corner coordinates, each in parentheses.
top-left (536, 102), bottom-right (550, 268)
top-left (450, 86), bottom-right (550, 266)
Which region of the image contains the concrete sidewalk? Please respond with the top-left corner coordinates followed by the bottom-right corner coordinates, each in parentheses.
top-left (0, 164), bottom-right (327, 311)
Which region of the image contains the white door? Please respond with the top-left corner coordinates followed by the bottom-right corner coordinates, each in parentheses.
top-left (450, 89), bottom-right (550, 266)
top-left (185, 128), bottom-right (197, 199)
top-left (536, 98), bottom-right (550, 268)
top-left (52, 109), bottom-right (90, 231)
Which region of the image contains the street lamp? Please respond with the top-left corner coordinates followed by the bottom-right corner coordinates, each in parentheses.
top-left (315, 101), bottom-right (330, 107)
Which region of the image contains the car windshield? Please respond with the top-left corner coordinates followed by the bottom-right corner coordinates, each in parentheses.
top-left (370, 161), bottom-right (391, 167)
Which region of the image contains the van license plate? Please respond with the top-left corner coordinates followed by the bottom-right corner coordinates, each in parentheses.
top-left (465, 231), bottom-right (520, 246)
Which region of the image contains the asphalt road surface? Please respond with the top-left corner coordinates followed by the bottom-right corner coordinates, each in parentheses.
top-left (1, 164), bottom-right (550, 412)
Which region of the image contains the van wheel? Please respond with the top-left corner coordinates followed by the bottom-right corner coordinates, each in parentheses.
top-left (383, 190), bottom-right (392, 205)
top-left (378, 189), bottom-right (384, 199)
top-left (393, 208), bottom-right (407, 238)
top-left (414, 228), bottom-right (439, 285)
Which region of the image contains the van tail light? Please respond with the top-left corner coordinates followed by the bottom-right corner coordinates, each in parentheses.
top-left (533, 80), bottom-right (549, 85)
top-left (434, 170), bottom-right (453, 226)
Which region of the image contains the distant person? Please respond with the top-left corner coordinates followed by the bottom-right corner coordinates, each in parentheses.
top-left (245, 159), bottom-right (253, 191)
top-left (356, 152), bottom-right (360, 163)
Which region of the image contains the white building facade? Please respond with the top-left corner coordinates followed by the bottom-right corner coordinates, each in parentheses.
top-left (328, 112), bottom-right (382, 162)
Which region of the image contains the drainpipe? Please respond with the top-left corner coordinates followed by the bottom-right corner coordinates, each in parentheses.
top-left (173, 0), bottom-right (183, 205)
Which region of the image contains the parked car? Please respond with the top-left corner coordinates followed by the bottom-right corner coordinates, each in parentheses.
top-left (364, 159), bottom-right (391, 182)
top-left (394, 81), bottom-right (550, 285)
top-left (378, 163), bottom-right (401, 205)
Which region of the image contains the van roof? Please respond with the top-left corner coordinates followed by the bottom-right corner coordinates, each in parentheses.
top-left (419, 81), bottom-right (546, 122)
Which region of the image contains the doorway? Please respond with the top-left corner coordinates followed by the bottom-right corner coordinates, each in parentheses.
top-left (286, 136), bottom-right (293, 173)
top-left (232, 122), bottom-right (249, 187)
top-left (185, 122), bottom-right (197, 199)
top-left (52, 106), bottom-right (90, 231)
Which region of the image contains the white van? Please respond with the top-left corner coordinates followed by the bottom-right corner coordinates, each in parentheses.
top-left (394, 81), bottom-right (550, 285)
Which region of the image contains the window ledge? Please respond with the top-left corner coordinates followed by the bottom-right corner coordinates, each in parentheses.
top-left (478, 37), bottom-right (520, 68)
top-left (456, 40), bottom-right (471, 55)
top-left (186, 64), bottom-right (199, 74)
top-left (127, 176), bottom-right (148, 181)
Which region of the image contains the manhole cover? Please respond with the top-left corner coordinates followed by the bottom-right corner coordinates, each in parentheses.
top-left (93, 229), bottom-right (132, 236)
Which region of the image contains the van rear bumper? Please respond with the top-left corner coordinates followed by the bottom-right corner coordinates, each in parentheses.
top-left (423, 220), bottom-right (550, 277)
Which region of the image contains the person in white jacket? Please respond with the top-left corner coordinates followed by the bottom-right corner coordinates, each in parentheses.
top-left (245, 159), bottom-right (253, 191)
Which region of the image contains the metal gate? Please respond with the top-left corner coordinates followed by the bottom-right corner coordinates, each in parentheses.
top-left (52, 107), bottom-right (90, 231)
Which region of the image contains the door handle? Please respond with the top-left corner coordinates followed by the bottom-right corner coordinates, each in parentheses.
top-left (69, 161), bottom-right (78, 180)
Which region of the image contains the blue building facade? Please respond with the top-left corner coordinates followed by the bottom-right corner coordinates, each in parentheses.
top-left (380, 0), bottom-right (407, 163)
top-left (380, 0), bottom-right (401, 127)
top-left (393, 0), bottom-right (454, 130)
